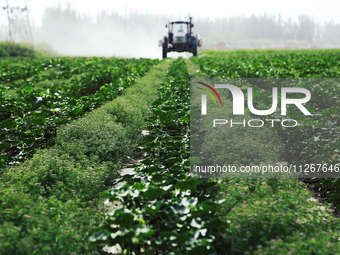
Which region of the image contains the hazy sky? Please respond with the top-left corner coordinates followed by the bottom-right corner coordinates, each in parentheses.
top-left (15, 0), bottom-right (340, 27)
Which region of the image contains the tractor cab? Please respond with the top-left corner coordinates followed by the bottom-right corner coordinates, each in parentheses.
top-left (168, 22), bottom-right (191, 46)
top-left (159, 17), bottom-right (202, 59)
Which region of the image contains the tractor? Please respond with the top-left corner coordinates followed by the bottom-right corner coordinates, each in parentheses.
top-left (159, 17), bottom-right (202, 59)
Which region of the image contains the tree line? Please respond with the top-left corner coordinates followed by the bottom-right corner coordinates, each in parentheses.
top-left (31, 4), bottom-right (340, 55)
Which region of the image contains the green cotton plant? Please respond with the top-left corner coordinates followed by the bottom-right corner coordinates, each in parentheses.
top-left (56, 111), bottom-right (130, 164)
top-left (214, 178), bottom-right (340, 254)
top-left (0, 187), bottom-right (104, 255)
top-left (253, 233), bottom-right (340, 255)
top-left (198, 102), bottom-right (282, 166)
top-left (1, 148), bottom-right (120, 203)
top-left (0, 57), bottom-right (159, 168)
top-left (90, 57), bottom-right (226, 254)
top-left (0, 56), bottom-right (156, 253)
top-left (190, 50), bottom-right (340, 168)
top-left (191, 50), bottom-right (340, 253)
top-left (101, 97), bottom-right (144, 145)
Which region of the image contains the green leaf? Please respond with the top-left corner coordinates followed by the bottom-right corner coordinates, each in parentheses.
top-left (176, 179), bottom-right (203, 193)
top-left (23, 85), bottom-right (33, 92)
top-left (0, 142), bottom-right (11, 150)
top-left (143, 187), bottom-right (166, 200)
top-left (70, 107), bottom-right (83, 116)
top-left (329, 193), bottom-right (340, 201)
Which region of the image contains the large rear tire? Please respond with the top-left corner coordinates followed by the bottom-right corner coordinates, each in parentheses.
top-left (192, 40), bottom-right (197, 57)
top-left (162, 42), bottom-right (167, 59)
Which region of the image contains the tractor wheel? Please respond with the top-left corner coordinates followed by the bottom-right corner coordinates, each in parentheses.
top-left (162, 42), bottom-right (167, 59)
top-left (192, 40), bottom-right (197, 57)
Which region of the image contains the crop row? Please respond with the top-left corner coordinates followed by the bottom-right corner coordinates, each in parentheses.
top-left (191, 50), bottom-right (340, 207)
top-left (91, 57), bottom-right (226, 254)
top-left (0, 57), bottom-right (155, 121)
top-left (0, 58), bottom-right (168, 254)
top-left (0, 99), bottom-right (139, 254)
top-left (0, 58), bottom-right (55, 83)
top-left (0, 57), bottom-right (159, 168)
top-left (1, 57), bottom-right (131, 92)
top-left (0, 57), bottom-right (93, 84)
top-left (199, 50), bottom-right (340, 78)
